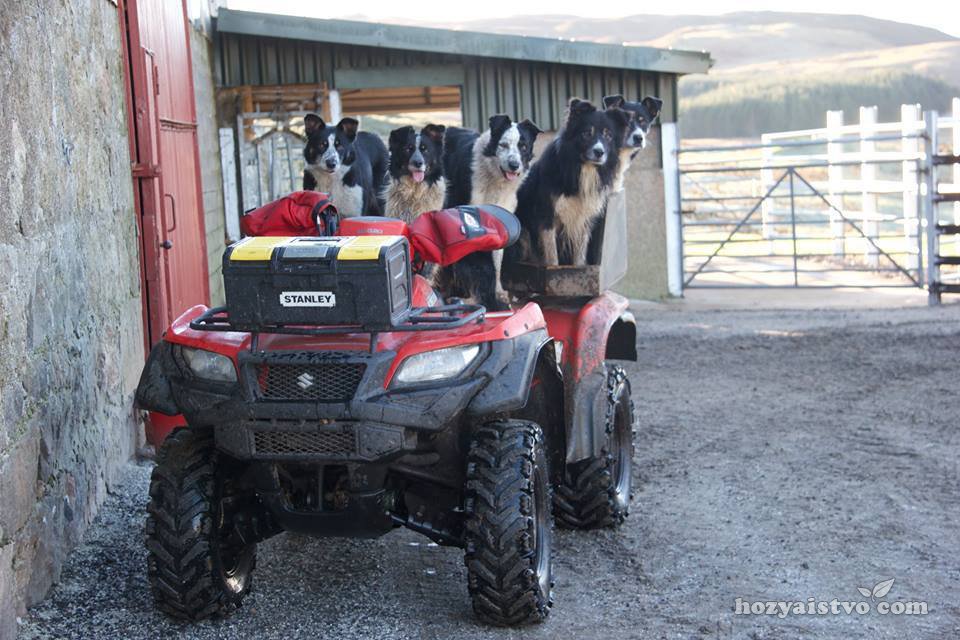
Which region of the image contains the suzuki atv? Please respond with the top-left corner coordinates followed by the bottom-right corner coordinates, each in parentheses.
top-left (135, 196), bottom-right (637, 627)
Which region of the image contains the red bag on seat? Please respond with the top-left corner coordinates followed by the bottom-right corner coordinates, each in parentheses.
top-left (406, 205), bottom-right (520, 267)
top-left (239, 191), bottom-right (338, 237)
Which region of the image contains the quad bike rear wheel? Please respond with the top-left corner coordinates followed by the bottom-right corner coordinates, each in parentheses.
top-left (146, 428), bottom-right (256, 620)
top-left (464, 420), bottom-right (553, 626)
top-left (554, 364), bottom-right (635, 529)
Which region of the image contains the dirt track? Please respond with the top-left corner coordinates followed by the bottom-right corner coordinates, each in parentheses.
top-left (18, 304), bottom-right (960, 639)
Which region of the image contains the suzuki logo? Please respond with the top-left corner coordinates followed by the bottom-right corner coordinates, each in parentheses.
top-left (296, 372), bottom-right (315, 389)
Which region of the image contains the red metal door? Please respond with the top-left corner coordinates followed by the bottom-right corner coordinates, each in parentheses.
top-left (124, 0), bottom-right (209, 345)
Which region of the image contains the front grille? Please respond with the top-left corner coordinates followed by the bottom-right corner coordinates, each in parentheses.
top-left (256, 362), bottom-right (365, 402)
top-left (252, 425), bottom-right (356, 456)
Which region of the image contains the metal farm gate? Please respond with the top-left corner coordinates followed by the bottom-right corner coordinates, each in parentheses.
top-left (669, 101), bottom-right (960, 298)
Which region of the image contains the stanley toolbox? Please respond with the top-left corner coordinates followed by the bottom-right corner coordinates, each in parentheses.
top-left (222, 235), bottom-right (412, 331)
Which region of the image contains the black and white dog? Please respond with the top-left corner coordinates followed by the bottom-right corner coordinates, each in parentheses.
top-left (302, 114), bottom-right (388, 216)
top-left (507, 98), bottom-right (629, 267)
top-left (383, 124), bottom-right (446, 223)
top-left (437, 115), bottom-right (542, 310)
top-left (602, 95), bottom-right (662, 190)
top-left (443, 115), bottom-right (542, 211)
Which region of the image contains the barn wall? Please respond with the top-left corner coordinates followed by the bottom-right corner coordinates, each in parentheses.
top-left (462, 58), bottom-right (677, 133)
top-left (215, 34), bottom-right (679, 134)
top-left (0, 1), bottom-right (144, 635)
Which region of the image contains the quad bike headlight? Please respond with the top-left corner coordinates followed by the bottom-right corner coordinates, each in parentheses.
top-left (393, 344), bottom-right (481, 386)
top-left (179, 346), bottom-right (237, 383)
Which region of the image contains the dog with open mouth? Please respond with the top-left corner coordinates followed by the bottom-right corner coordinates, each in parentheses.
top-left (301, 114), bottom-right (388, 217)
top-left (442, 115), bottom-right (542, 211)
top-left (383, 124), bottom-right (446, 223)
top-left (602, 94), bottom-right (662, 191)
top-left (437, 115), bottom-right (542, 310)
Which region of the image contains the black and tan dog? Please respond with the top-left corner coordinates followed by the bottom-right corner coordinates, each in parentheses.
top-left (506, 98), bottom-right (629, 267)
top-left (382, 124), bottom-right (446, 223)
top-left (602, 94), bottom-right (662, 190)
top-left (302, 114), bottom-right (388, 216)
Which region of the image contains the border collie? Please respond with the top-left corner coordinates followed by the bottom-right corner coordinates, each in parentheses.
top-left (383, 124), bottom-right (446, 223)
top-left (602, 95), bottom-right (663, 190)
top-left (506, 98), bottom-right (629, 267)
top-left (443, 115), bottom-right (542, 210)
top-left (302, 114), bottom-right (388, 216)
top-left (438, 116), bottom-right (542, 310)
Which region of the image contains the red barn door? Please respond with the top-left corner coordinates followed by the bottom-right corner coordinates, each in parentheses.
top-left (123, 0), bottom-right (209, 346)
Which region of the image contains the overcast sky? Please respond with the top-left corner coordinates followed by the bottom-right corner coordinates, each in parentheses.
top-left (227, 0), bottom-right (960, 38)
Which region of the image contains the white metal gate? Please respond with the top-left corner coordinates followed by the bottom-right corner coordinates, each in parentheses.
top-left (664, 99), bottom-right (960, 301)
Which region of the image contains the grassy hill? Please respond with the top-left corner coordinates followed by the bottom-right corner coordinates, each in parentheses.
top-left (681, 70), bottom-right (959, 138)
top-left (369, 11), bottom-right (960, 138)
top-left (407, 12), bottom-right (954, 69)
top-left (680, 38), bottom-right (960, 137)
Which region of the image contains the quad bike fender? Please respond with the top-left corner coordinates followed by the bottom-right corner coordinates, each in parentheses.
top-left (466, 330), bottom-right (555, 418)
top-left (546, 291), bottom-right (636, 463)
top-left (567, 367), bottom-right (611, 463)
top-left (136, 340), bottom-right (180, 416)
top-left (561, 291), bottom-right (636, 382)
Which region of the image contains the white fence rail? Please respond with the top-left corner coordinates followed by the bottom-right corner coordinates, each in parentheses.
top-left (669, 98), bottom-right (960, 295)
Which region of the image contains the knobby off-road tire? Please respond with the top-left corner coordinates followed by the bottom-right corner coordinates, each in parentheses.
top-left (464, 420), bottom-right (554, 626)
top-left (554, 364), bottom-right (636, 529)
top-left (146, 428), bottom-right (256, 620)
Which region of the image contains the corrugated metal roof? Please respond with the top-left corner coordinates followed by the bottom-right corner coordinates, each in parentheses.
top-left (216, 9), bottom-right (712, 75)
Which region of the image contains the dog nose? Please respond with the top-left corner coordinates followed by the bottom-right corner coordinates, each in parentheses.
top-left (411, 159), bottom-right (424, 169)
top-left (507, 159), bottom-right (520, 171)
top-left (632, 133), bottom-right (643, 144)
top-left (592, 146), bottom-right (605, 159)
top-left (325, 158), bottom-right (337, 169)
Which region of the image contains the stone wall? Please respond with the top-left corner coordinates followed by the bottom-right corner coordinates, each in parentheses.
top-left (190, 24), bottom-right (228, 306)
top-left (0, 1), bottom-right (144, 636)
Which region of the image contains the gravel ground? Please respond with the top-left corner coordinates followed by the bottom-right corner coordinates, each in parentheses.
top-left (19, 304), bottom-right (960, 640)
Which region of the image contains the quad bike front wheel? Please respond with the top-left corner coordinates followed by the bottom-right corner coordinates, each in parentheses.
top-left (554, 364), bottom-right (636, 529)
top-left (464, 420), bottom-right (554, 626)
top-left (146, 428), bottom-right (256, 620)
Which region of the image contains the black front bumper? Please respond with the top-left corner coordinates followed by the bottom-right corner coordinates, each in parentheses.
top-left (136, 329), bottom-right (549, 463)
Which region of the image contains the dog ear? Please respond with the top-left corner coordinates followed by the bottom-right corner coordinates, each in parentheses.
top-left (304, 113), bottom-right (325, 135)
top-left (602, 95), bottom-right (625, 110)
top-left (567, 98), bottom-right (596, 122)
top-left (488, 114), bottom-right (512, 137)
top-left (389, 126), bottom-right (412, 148)
top-left (422, 124), bottom-right (446, 143)
top-left (517, 119), bottom-right (543, 140)
top-left (641, 96), bottom-right (663, 119)
top-left (337, 117), bottom-right (360, 140)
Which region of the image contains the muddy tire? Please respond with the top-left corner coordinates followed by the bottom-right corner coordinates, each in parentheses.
top-left (145, 428), bottom-right (255, 620)
top-left (554, 364), bottom-right (635, 529)
top-left (463, 420), bottom-right (553, 626)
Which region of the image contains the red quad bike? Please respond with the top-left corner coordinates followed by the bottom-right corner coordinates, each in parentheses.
top-left (135, 191), bottom-right (637, 626)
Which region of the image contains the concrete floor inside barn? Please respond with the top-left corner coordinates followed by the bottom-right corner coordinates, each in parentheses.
top-left (18, 294), bottom-right (960, 640)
